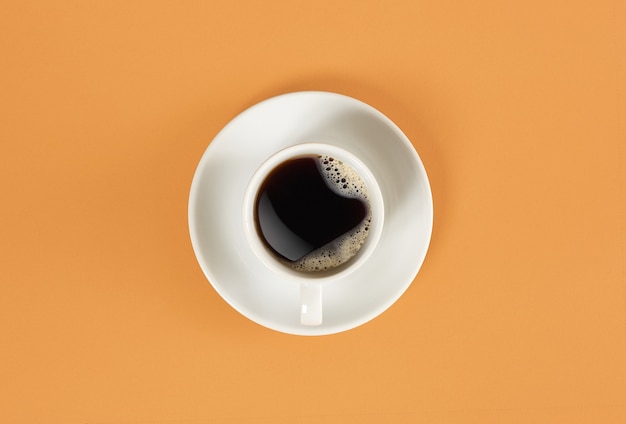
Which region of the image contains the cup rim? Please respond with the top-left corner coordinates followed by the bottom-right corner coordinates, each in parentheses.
top-left (241, 142), bottom-right (385, 284)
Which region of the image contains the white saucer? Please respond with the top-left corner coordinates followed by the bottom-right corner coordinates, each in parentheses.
top-left (188, 91), bottom-right (433, 335)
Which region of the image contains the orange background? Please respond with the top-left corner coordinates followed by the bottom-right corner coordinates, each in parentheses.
top-left (1, 1), bottom-right (625, 422)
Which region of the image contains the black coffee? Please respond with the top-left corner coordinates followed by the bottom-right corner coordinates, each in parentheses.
top-left (255, 155), bottom-right (371, 272)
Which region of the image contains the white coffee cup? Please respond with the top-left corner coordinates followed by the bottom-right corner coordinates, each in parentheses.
top-left (242, 143), bottom-right (385, 326)
top-left (189, 91), bottom-right (432, 336)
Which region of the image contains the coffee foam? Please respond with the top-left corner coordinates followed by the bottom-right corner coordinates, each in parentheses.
top-left (285, 155), bottom-right (372, 272)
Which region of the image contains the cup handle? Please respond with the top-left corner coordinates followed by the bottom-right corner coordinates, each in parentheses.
top-left (300, 282), bottom-right (322, 326)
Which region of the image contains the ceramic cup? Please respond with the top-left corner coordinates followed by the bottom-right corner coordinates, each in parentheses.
top-left (242, 143), bottom-right (384, 326)
top-left (188, 91), bottom-right (433, 336)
